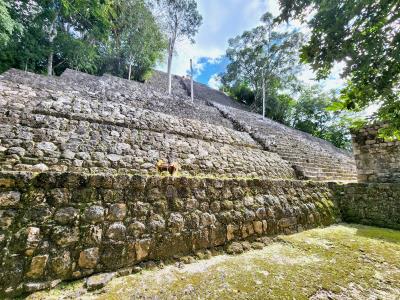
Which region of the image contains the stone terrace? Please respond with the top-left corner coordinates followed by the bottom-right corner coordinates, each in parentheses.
top-left (146, 70), bottom-right (357, 182)
top-left (0, 69), bottom-right (295, 178)
top-left (211, 103), bottom-right (357, 182)
top-left (0, 68), bottom-right (358, 181)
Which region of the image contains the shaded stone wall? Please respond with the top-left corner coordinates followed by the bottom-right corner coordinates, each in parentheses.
top-left (0, 172), bottom-right (339, 297)
top-left (334, 182), bottom-right (400, 230)
top-left (352, 124), bottom-right (400, 183)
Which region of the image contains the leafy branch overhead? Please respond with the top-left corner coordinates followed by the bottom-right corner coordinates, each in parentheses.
top-left (277, 0), bottom-right (400, 138)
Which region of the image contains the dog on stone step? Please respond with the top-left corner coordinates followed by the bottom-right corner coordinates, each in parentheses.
top-left (156, 160), bottom-right (180, 176)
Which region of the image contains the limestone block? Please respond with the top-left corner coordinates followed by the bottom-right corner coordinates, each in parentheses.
top-left (78, 248), bottom-right (99, 269)
top-left (127, 221), bottom-right (146, 238)
top-left (82, 225), bottom-right (102, 246)
top-left (253, 221), bottom-right (263, 235)
top-left (108, 203), bottom-right (127, 221)
top-left (54, 207), bottom-right (79, 225)
top-left (210, 202), bottom-right (221, 213)
top-left (51, 251), bottom-right (71, 277)
top-left (48, 188), bottom-right (70, 206)
top-left (226, 224), bottom-right (235, 241)
top-left (25, 226), bottom-right (41, 256)
top-left (52, 226), bottom-right (79, 246)
top-left (135, 239), bottom-right (151, 261)
top-left (149, 214), bottom-right (165, 232)
top-left (37, 142), bottom-right (57, 153)
top-left (85, 272), bottom-right (115, 291)
top-left (26, 255), bottom-right (48, 279)
top-left (31, 164), bottom-right (49, 172)
top-left (243, 196), bottom-right (254, 207)
top-left (200, 213), bottom-right (215, 227)
top-left (226, 242), bottom-right (243, 255)
top-left (168, 213), bottom-right (184, 233)
top-left (7, 147), bottom-right (26, 157)
top-left (84, 206), bottom-right (104, 224)
top-left (106, 222), bottom-right (126, 241)
top-left (0, 191), bottom-right (20, 208)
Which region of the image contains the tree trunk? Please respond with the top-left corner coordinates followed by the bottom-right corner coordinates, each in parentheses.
top-left (167, 52), bottom-right (173, 95)
top-left (128, 63), bottom-right (132, 80)
top-left (47, 15), bottom-right (58, 76)
top-left (262, 69), bottom-right (265, 119)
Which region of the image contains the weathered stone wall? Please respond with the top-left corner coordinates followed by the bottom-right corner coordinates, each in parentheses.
top-left (0, 172), bottom-right (339, 297)
top-left (3, 69), bottom-right (234, 129)
top-left (211, 103), bottom-right (357, 182)
top-left (333, 182), bottom-right (400, 230)
top-left (182, 78), bottom-right (250, 110)
top-left (0, 71), bottom-right (296, 179)
top-left (144, 70), bottom-right (189, 100)
top-left (352, 124), bottom-right (400, 183)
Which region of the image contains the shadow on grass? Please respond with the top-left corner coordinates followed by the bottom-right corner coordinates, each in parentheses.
top-left (346, 223), bottom-right (400, 245)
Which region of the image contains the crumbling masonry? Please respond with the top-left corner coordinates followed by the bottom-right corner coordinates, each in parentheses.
top-left (0, 68), bottom-right (398, 297)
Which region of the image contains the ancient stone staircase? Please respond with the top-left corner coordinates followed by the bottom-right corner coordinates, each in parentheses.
top-left (0, 69), bottom-right (296, 179)
top-left (210, 103), bottom-right (357, 182)
top-left (0, 68), bottom-right (357, 181)
top-left (0, 68), bottom-right (395, 298)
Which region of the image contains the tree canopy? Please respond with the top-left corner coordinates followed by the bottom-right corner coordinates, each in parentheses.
top-left (0, 0), bottom-right (19, 46)
top-left (102, 0), bottom-right (167, 80)
top-left (293, 85), bottom-right (351, 149)
top-left (0, 0), bottom-right (168, 80)
top-left (277, 0), bottom-right (400, 138)
top-left (221, 13), bottom-right (351, 149)
top-left (221, 13), bottom-right (303, 121)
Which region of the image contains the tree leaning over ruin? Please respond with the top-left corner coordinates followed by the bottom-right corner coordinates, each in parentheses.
top-left (276, 0), bottom-right (400, 138)
top-left (156, 0), bottom-right (202, 95)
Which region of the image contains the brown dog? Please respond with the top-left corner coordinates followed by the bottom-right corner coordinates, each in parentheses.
top-left (156, 160), bottom-right (180, 176)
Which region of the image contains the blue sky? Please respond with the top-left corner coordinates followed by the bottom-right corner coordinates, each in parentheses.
top-left (157, 0), bottom-right (344, 91)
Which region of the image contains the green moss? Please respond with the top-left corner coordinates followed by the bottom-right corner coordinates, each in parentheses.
top-left (353, 224), bottom-right (400, 244)
top-left (27, 224), bottom-right (400, 299)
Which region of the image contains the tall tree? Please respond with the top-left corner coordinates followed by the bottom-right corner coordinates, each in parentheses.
top-left (1, 0), bottom-right (112, 75)
top-left (156, 0), bottom-right (202, 94)
top-left (277, 0), bottom-right (400, 137)
top-left (0, 0), bottom-right (20, 46)
top-left (103, 0), bottom-right (167, 81)
top-left (222, 13), bottom-right (303, 119)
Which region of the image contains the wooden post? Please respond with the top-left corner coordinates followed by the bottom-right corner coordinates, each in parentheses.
top-left (262, 68), bottom-right (265, 119)
top-left (167, 37), bottom-right (173, 95)
top-left (190, 59), bottom-right (194, 102)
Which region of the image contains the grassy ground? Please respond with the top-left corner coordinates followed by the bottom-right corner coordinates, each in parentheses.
top-left (28, 224), bottom-right (400, 300)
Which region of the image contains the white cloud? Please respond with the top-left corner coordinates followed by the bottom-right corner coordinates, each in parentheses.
top-left (208, 74), bottom-right (222, 89)
top-left (157, 0), bottom-right (272, 77)
top-left (156, 0), bottom-right (346, 94)
top-left (300, 62), bottom-right (346, 92)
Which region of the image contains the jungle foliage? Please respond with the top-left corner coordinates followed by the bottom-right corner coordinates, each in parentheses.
top-left (0, 0), bottom-right (169, 81)
top-left (277, 0), bottom-right (400, 138)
